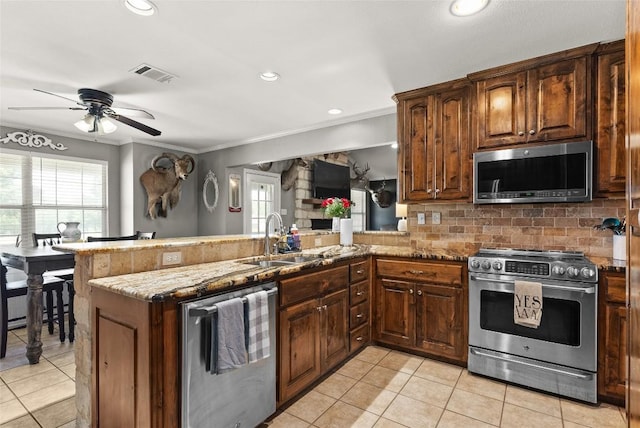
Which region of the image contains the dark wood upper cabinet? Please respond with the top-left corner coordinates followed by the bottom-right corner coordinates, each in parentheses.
top-left (470, 44), bottom-right (596, 150)
top-left (595, 40), bottom-right (626, 195)
top-left (395, 79), bottom-right (471, 202)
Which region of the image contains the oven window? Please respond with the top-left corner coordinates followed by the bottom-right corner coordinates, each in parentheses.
top-left (479, 290), bottom-right (581, 346)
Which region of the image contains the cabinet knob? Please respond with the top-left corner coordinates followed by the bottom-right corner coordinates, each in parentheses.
top-left (323, 304), bottom-right (327, 311)
top-left (434, 189), bottom-right (440, 194)
top-left (356, 313), bottom-right (364, 319)
top-left (427, 188), bottom-right (432, 194)
top-left (409, 288), bottom-right (414, 294)
top-left (417, 290), bottom-right (423, 296)
top-left (518, 131), bottom-right (525, 136)
top-left (409, 270), bottom-right (424, 275)
top-left (356, 291), bottom-right (364, 296)
top-left (529, 129), bottom-right (536, 135)
top-left (356, 336), bottom-right (363, 342)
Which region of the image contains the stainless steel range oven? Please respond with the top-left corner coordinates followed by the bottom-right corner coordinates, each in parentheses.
top-left (468, 248), bottom-right (598, 403)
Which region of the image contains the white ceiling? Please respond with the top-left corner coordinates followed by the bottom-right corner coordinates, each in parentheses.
top-left (0, 1), bottom-right (625, 154)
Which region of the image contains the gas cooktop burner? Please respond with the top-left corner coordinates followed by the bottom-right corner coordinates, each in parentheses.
top-left (469, 247), bottom-right (597, 282)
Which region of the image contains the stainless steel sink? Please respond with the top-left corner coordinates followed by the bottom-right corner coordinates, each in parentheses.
top-left (278, 255), bottom-right (321, 264)
top-left (241, 255), bottom-right (321, 268)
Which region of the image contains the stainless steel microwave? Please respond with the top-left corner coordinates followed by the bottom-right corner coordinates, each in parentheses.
top-left (473, 141), bottom-right (593, 204)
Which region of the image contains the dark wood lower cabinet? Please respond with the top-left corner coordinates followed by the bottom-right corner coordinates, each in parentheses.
top-left (415, 283), bottom-right (464, 359)
top-left (376, 278), bottom-right (414, 347)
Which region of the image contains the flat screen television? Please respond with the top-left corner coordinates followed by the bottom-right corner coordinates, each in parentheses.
top-left (313, 160), bottom-right (350, 200)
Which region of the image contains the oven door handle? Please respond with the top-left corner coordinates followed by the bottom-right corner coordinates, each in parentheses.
top-left (469, 348), bottom-right (593, 380)
top-left (470, 276), bottom-right (595, 294)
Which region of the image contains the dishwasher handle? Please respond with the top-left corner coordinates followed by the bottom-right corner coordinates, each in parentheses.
top-left (189, 287), bottom-right (278, 317)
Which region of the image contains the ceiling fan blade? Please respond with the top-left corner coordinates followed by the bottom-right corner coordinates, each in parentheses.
top-left (110, 106), bottom-right (155, 120)
top-left (8, 106), bottom-right (87, 111)
top-left (104, 111), bottom-right (161, 136)
top-left (33, 88), bottom-right (84, 106)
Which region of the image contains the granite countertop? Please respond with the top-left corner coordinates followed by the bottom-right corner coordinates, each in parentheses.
top-left (87, 244), bottom-right (469, 302)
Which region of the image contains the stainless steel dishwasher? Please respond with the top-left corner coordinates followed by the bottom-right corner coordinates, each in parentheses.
top-left (180, 282), bottom-right (277, 428)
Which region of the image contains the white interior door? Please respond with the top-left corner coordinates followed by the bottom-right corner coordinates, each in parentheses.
top-left (243, 169), bottom-right (281, 234)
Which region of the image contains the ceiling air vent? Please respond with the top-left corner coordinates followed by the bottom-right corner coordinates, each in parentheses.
top-left (130, 63), bottom-right (177, 83)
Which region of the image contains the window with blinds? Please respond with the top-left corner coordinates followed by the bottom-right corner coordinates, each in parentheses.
top-left (0, 148), bottom-right (107, 245)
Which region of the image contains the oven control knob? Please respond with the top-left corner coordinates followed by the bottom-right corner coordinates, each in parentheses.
top-left (481, 260), bottom-right (491, 270)
top-left (580, 267), bottom-right (596, 279)
top-left (492, 261), bottom-right (503, 271)
top-left (470, 260), bottom-right (480, 269)
top-left (551, 266), bottom-right (565, 276)
top-left (566, 266), bottom-right (580, 278)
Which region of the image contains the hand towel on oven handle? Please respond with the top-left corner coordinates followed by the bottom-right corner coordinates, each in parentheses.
top-left (244, 290), bottom-right (270, 363)
top-left (214, 297), bottom-right (247, 374)
top-left (514, 280), bottom-right (543, 328)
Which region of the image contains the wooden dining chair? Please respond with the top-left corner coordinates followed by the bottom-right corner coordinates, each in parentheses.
top-left (135, 231), bottom-right (156, 239)
top-left (86, 234), bottom-right (138, 242)
top-left (32, 233), bottom-right (62, 247)
top-left (0, 260), bottom-right (66, 358)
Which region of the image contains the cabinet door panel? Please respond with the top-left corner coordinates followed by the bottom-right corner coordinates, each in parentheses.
top-left (475, 72), bottom-right (527, 149)
top-left (401, 96), bottom-right (435, 201)
top-left (415, 284), bottom-right (464, 359)
top-left (530, 57), bottom-right (588, 142)
top-left (436, 87), bottom-right (470, 200)
top-left (322, 289), bottom-right (349, 371)
top-left (601, 304), bottom-right (628, 401)
top-left (596, 46), bottom-right (626, 194)
top-left (279, 299), bottom-right (321, 402)
top-left (375, 278), bottom-right (414, 347)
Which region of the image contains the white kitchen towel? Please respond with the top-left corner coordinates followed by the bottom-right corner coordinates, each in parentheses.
top-left (245, 290), bottom-right (270, 363)
top-left (216, 297), bottom-right (247, 373)
top-left (514, 280), bottom-right (543, 328)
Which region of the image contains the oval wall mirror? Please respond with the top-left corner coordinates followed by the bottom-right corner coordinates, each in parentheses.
top-left (202, 170), bottom-right (219, 213)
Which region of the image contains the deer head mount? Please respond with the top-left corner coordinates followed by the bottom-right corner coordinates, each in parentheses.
top-left (350, 161), bottom-right (370, 189)
top-left (281, 158), bottom-right (308, 191)
top-left (366, 180), bottom-right (393, 208)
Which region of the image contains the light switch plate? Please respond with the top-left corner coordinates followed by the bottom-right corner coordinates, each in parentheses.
top-left (432, 212), bottom-right (441, 225)
top-left (162, 251), bottom-right (182, 265)
top-left (280, 208), bottom-right (288, 216)
top-left (417, 212), bottom-right (426, 225)
top-left (315, 238), bottom-right (322, 246)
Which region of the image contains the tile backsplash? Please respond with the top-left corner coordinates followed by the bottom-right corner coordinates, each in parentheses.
top-left (406, 199), bottom-right (626, 258)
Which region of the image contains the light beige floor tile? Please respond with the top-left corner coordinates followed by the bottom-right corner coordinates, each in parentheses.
top-left (341, 381), bottom-right (397, 415)
top-left (504, 385), bottom-right (561, 418)
top-left (377, 351), bottom-right (423, 375)
top-left (32, 397), bottom-right (76, 428)
top-left (0, 353), bottom-right (32, 373)
top-left (46, 351), bottom-right (75, 369)
top-left (382, 394), bottom-right (443, 428)
top-left (560, 400), bottom-right (626, 428)
top-left (436, 410), bottom-right (496, 428)
top-left (59, 363), bottom-right (75, 380)
top-left (413, 358), bottom-right (462, 387)
top-left (399, 376), bottom-right (453, 408)
top-left (18, 379), bottom-right (75, 412)
top-left (455, 370), bottom-right (506, 401)
top-left (0, 384), bottom-right (15, 404)
top-left (0, 398), bottom-right (28, 424)
top-left (355, 346), bottom-right (390, 365)
top-left (39, 333), bottom-right (66, 348)
top-left (500, 402), bottom-right (562, 428)
top-left (41, 342), bottom-right (74, 359)
top-left (1, 337), bottom-right (26, 360)
top-left (562, 422), bottom-right (589, 428)
top-left (268, 412), bottom-right (310, 428)
top-left (0, 360), bottom-right (56, 384)
top-left (621, 407), bottom-right (628, 423)
top-left (7, 368), bottom-right (68, 397)
top-left (337, 358), bottom-right (375, 380)
top-left (372, 418), bottom-right (406, 428)
top-left (314, 400), bottom-right (379, 428)
top-left (314, 372), bottom-right (357, 399)
top-left (0, 414), bottom-right (40, 428)
top-left (5, 333), bottom-right (24, 346)
top-left (286, 390), bottom-right (336, 424)
top-left (446, 388), bottom-right (503, 426)
top-left (55, 421), bottom-right (76, 428)
top-left (361, 366), bottom-right (410, 393)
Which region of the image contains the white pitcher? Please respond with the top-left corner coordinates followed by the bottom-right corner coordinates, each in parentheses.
top-left (57, 221), bottom-right (82, 242)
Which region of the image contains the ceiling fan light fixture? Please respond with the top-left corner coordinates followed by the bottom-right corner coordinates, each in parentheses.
top-left (74, 114), bottom-right (95, 132)
top-left (124, 0), bottom-right (156, 16)
top-left (450, 0), bottom-right (489, 16)
top-left (97, 117), bottom-right (117, 134)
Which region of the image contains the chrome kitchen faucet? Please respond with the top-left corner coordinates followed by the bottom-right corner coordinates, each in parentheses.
top-left (264, 212), bottom-right (283, 258)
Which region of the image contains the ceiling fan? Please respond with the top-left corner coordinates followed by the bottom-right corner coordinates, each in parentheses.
top-left (8, 88), bottom-right (161, 136)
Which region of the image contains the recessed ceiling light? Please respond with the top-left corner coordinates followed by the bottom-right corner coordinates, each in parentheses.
top-left (124, 0), bottom-right (156, 16)
top-left (328, 108), bottom-right (343, 115)
top-left (260, 71), bottom-right (280, 82)
top-left (450, 0), bottom-right (489, 16)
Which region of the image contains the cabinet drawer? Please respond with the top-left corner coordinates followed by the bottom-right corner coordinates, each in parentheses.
top-left (350, 301), bottom-right (369, 328)
top-left (376, 259), bottom-right (463, 286)
top-left (350, 281), bottom-right (369, 305)
top-left (350, 260), bottom-right (370, 283)
top-left (605, 273), bottom-right (626, 303)
top-left (280, 265), bottom-right (349, 307)
top-left (350, 323), bottom-right (370, 352)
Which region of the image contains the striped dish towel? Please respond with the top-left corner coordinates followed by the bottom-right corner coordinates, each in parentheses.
top-left (245, 290), bottom-right (270, 363)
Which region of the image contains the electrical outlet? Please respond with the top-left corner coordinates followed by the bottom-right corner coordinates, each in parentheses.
top-left (162, 251), bottom-right (182, 265)
top-left (417, 212), bottom-right (426, 225)
top-left (315, 238), bottom-right (322, 247)
top-left (280, 208), bottom-right (288, 216)
top-left (432, 212), bottom-right (441, 225)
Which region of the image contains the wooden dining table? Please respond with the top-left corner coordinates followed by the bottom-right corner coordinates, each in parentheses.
top-left (0, 245), bottom-right (75, 364)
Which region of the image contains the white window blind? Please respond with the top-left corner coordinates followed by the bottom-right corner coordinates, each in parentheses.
top-left (0, 148), bottom-right (107, 245)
